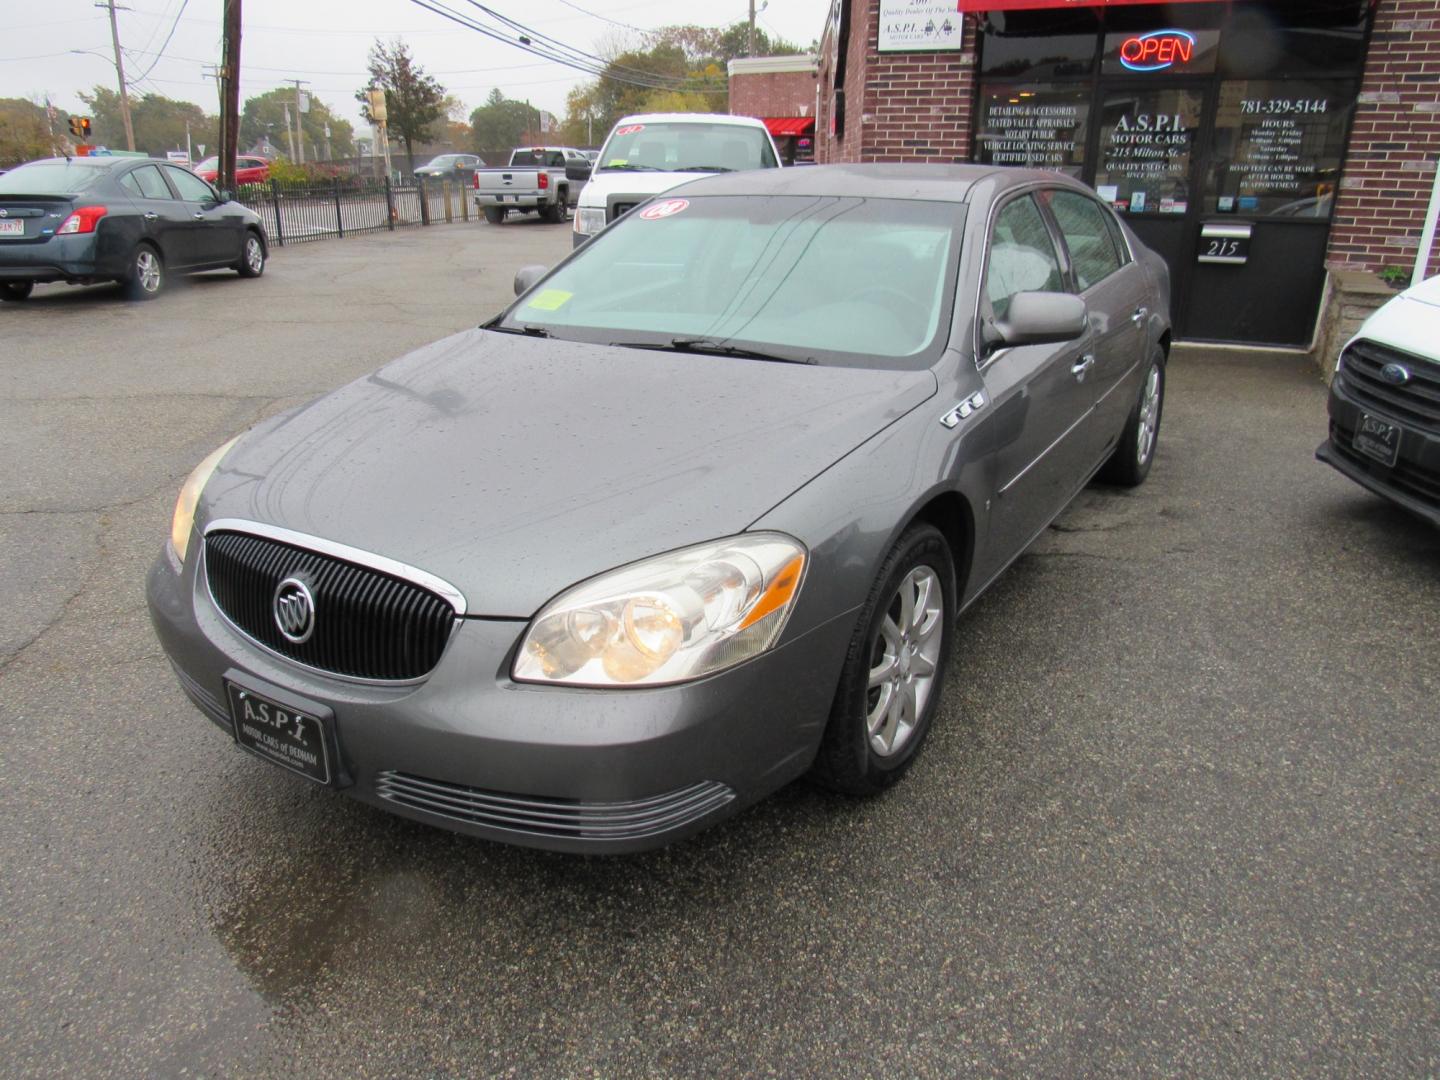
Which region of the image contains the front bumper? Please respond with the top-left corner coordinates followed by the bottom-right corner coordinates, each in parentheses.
top-left (147, 542), bottom-right (853, 853)
top-left (1317, 377), bottom-right (1440, 528)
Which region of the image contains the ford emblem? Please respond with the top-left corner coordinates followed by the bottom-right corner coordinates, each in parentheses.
top-left (273, 576), bottom-right (316, 644)
top-left (0, 209), bottom-right (8, 217)
top-left (1380, 362), bottom-right (1412, 386)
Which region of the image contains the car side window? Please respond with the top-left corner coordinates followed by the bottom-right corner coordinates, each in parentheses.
top-left (119, 171), bottom-right (144, 198)
top-left (1043, 190), bottom-right (1123, 292)
top-left (985, 195), bottom-right (1064, 322)
top-left (546, 151), bottom-right (565, 167)
top-left (130, 165), bottom-right (173, 200)
top-left (164, 165), bottom-right (217, 202)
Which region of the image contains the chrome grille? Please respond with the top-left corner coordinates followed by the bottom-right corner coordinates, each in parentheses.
top-left (1339, 340), bottom-right (1440, 432)
top-left (375, 772), bottom-right (736, 841)
top-left (204, 530), bottom-right (458, 681)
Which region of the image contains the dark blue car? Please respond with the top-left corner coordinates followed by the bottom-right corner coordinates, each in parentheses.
top-left (0, 156), bottom-right (268, 302)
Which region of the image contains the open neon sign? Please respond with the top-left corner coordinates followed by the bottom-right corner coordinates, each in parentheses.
top-left (1119, 30), bottom-right (1197, 72)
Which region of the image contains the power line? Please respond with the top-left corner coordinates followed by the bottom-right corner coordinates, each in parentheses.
top-left (127, 0), bottom-right (191, 82)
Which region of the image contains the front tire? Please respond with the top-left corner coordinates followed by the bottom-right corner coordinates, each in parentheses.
top-left (237, 231), bottom-right (266, 278)
top-left (0, 282), bottom-right (33, 302)
top-left (483, 206), bottom-right (506, 225)
top-left (123, 243), bottom-right (163, 301)
top-left (811, 523), bottom-right (955, 796)
top-left (544, 193), bottom-right (570, 223)
top-left (1099, 347), bottom-right (1165, 487)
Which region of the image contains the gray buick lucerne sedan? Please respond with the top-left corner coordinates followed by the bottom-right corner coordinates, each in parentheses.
top-left (147, 164), bottom-right (1171, 852)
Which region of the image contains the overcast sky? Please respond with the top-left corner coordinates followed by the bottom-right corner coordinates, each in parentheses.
top-left (3, 0), bottom-right (827, 136)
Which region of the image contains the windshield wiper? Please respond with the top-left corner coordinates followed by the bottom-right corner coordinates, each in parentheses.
top-left (598, 163), bottom-right (664, 172)
top-left (684, 165), bottom-right (734, 172)
top-left (488, 323), bottom-right (550, 338)
top-left (614, 338), bottom-right (816, 365)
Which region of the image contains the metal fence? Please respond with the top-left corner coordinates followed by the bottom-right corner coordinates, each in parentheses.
top-left (234, 177), bottom-right (479, 246)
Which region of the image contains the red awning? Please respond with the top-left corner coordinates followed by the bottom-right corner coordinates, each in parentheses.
top-left (958, 0), bottom-right (1224, 9)
top-left (763, 117), bottom-right (816, 137)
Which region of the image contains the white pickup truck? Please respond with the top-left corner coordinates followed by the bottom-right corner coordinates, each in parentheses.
top-left (572, 114), bottom-right (781, 249)
top-left (472, 146), bottom-right (592, 225)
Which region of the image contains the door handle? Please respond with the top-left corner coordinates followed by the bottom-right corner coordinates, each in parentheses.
top-left (1071, 354), bottom-right (1095, 381)
top-left (143, 211), bottom-right (158, 221)
top-left (1131, 306), bottom-right (1148, 325)
top-left (192, 212), bottom-right (206, 220)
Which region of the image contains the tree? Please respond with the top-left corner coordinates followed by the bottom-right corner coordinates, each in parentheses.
top-left (0, 98), bottom-right (64, 167)
top-left (715, 23), bottom-right (804, 63)
top-left (240, 88), bottom-right (354, 160)
top-left (357, 38), bottom-right (445, 175)
top-left (78, 87), bottom-right (217, 157)
top-left (470, 89), bottom-right (539, 154)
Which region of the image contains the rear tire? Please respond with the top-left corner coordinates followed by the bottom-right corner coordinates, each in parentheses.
top-left (122, 243), bottom-right (163, 301)
top-left (544, 192), bottom-right (570, 223)
top-left (483, 206), bottom-right (506, 225)
top-left (237, 231), bottom-right (266, 278)
top-left (1099, 347), bottom-right (1165, 487)
top-left (810, 523), bottom-right (955, 796)
top-left (0, 282), bottom-right (33, 302)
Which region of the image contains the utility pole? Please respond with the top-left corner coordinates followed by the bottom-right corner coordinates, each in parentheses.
top-left (283, 103), bottom-right (295, 160)
top-left (217, 0), bottom-right (241, 191)
top-left (286, 78), bottom-right (310, 164)
top-left (748, 0), bottom-right (756, 56)
top-left (100, 0), bottom-right (136, 150)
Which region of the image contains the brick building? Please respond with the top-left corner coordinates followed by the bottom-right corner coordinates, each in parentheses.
top-left (728, 55), bottom-right (821, 164)
top-left (804, 0), bottom-right (1440, 348)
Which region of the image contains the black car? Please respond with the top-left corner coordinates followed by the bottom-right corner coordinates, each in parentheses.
top-left (0, 156), bottom-right (268, 302)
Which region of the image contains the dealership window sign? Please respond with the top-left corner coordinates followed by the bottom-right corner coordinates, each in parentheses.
top-left (879, 0), bottom-right (964, 52)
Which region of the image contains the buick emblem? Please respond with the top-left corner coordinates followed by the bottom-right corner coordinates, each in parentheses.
top-left (1380, 362), bottom-right (1411, 386)
top-left (273, 576), bottom-right (316, 644)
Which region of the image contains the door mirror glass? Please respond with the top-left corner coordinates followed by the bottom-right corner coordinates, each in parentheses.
top-left (218, 189), bottom-right (233, 204)
top-left (992, 291), bottom-right (1088, 349)
top-left (513, 264), bottom-right (548, 296)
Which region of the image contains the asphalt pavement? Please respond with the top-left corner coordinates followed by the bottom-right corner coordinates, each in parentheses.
top-left (1, 220), bottom-right (1436, 1078)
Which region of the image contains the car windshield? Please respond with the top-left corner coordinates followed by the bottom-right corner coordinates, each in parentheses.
top-left (0, 161), bottom-right (110, 195)
top-left (194, 157), bottom-right (219, 172)
top-left (499, 194), bottom-right (962, 368)
top-left (424, 155), bottom-right (461, 167)
top-left (597, 123), bottom-right (778, 173)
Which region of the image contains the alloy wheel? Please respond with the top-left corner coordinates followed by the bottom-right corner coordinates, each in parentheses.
top-left (1137, 363), bottom-right (1161, 465)
top-left (866, 565), bottom-right (944, 757)
top-left (136, 249), bottom-right (161, 293)
top-left (245, 236), bottom-right (264, 274)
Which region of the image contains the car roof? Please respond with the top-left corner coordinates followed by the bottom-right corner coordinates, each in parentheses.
top-left (616, 113), bottom-right (769, 130)
top-left (24, 155), bottom-right (134, 169)
top-left (665, 163), bottom-right (1086, 204)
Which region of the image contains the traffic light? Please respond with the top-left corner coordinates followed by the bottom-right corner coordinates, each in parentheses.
top-left (68, 116), bottom-right (92, 138)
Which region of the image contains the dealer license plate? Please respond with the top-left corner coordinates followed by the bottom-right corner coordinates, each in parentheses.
top-left (0, 220), bottom-right (24, 237)
top-left (1354, 412), bottom-right (1400, 467)
top-left (226, 681), bottom-right (333, 785)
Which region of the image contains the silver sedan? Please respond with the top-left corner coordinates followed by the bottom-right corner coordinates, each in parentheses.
top-left (148, 164), bottom-right (1172, 852)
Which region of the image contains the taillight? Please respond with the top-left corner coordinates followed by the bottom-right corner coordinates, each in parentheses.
top-left (538, 171), bottom-right (549, 190)
top-left (57, 206), bottom-right (108, 234)
top-left (472, 172), bottom-right (479, 189)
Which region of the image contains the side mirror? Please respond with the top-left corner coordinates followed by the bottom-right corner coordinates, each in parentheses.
top-left (565, 162), bottom-right (592, 183)
top-left (513, 264), bottom-right (548, 297)
top-left (218, 189), bottom-right (233, 204)
top-left (988, 291), bottom-right (1088, 351)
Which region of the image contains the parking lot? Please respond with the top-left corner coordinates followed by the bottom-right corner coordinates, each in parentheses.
top-left (1, 222), bottom-right (1436, 1078)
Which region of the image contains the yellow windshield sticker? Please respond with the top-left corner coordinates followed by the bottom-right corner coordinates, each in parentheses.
top-left (607, 158), bottom-right (627, 166)
top-left (526, 288), bottom-right (573, 311)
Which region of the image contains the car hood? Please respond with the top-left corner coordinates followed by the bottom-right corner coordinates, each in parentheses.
top-left (1353, 284), bottom-right (1440, 363)
top-left (200, 329), bottom-right (936, 616)
top-left (579, 170), bottom-right (720, 204)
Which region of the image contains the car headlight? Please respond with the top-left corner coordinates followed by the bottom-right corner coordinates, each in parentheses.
top-left (170, 435), bottom-right (241, 564)
top-left (573, 207), bottom-right (607, 236)
top-left (513, 533), bottom-right (806, 687)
